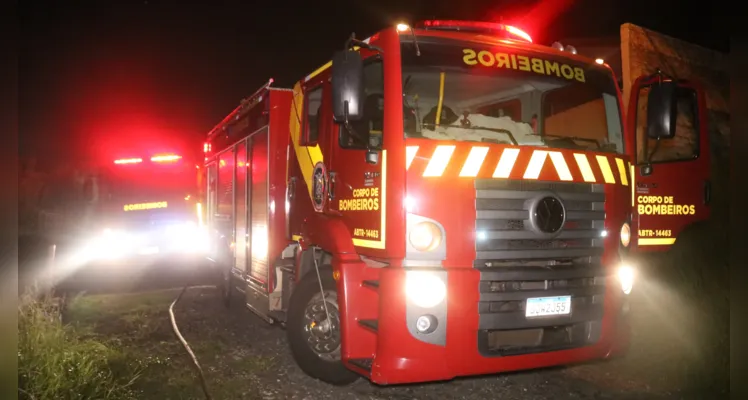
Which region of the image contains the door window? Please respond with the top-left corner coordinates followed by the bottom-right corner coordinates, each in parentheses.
top-left (303, 86), bottom-right (323, 145)
top-left (636, 86), bottom-right (699, 164)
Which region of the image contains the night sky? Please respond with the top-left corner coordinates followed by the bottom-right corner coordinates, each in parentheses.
top-left (18, 0), bottom-right (728, 169)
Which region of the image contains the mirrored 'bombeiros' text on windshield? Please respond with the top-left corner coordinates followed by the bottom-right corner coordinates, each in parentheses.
top-left (400, 39), bottom-right (624, 154)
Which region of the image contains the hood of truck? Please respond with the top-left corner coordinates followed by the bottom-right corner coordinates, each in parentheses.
top-left (403, 138), bottom-right (631, 268)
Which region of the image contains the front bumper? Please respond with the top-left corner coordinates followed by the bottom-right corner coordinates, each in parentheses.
top-left (368, 267), bottom-right (631, 385)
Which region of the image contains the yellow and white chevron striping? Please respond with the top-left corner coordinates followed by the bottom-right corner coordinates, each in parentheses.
top-left (406, 145), bottom-right (629, 185)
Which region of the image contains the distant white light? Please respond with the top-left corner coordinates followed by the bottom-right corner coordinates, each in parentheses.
top-left (396, 23), bottom-right (410, 32)
top-left (477, 231), bottom-right (488, 241)
top-left (600, 230), bottom-right (608, 237)
top-left (595, 58), bottom-right (605, 65)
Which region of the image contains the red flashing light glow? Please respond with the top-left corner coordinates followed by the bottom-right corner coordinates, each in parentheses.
top-left (114, 158), bottom-right (143, 165)
top-left (151, 154), bottom-right (182, 163)
top-left (504, 25), bottom-right (532, 43)
top-left (418, 20), bottom-right (532, 43)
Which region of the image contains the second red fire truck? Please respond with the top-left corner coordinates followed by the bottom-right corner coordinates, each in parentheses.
top-left (202, 20), bottom-right (708, 385)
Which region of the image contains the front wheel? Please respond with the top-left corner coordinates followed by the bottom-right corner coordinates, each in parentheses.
top-left (286, 271), bottom-right (359, 385)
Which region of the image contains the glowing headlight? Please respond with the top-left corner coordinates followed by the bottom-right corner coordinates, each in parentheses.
top-left (168, 222), bottom-right (209, 252)
top-left (86, 229), bottom-right (132, 259)
top-left (617, 265), bottom-right (635, 295)
top-left (409, 222), bottom-right (442, 252)
top-left (405, 271), bottom-right (446, 308)
top-left (620, 222), bottom-right (631, 247)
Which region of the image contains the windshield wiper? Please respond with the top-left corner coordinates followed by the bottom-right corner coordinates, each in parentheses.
top-left (538, 134), bottom-right (601, 149)
top-left (421, 123), bottom-right (518, 146)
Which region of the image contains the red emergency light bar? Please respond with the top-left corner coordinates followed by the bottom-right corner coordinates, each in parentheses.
top-left (114, 158), bottom-right (143, 165)
top-left (417, 20), bottom-right (532, 43)
top-left (151, 154), bottom-right (182, 162)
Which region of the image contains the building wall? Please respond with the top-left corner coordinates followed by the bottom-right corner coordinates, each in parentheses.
top-left (620, 23), bottom-right (729, 160)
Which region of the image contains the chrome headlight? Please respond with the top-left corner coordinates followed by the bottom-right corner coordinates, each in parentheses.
top-left (405, 213), bottom-right (447, 265)
top-left (409, 221), bottom-right (442, 252)
top-left (620, 222), bottom-right (631, 247)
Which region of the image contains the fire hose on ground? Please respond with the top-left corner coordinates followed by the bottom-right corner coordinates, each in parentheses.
top-left (169, 285), bottom-right (213, 400)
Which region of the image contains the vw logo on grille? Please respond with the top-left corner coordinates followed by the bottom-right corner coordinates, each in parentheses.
top-left (532, 196), bottom-right (565, 234)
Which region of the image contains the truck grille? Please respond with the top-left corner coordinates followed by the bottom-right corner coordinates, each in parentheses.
top-left (474, 179), bottom-right (605, 268)
top-left (474, 179), bottom-right (607, 357)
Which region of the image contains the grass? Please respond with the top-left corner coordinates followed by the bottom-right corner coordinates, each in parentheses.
top-left (18, 285), bottom-right (275, 399)
top-left (18, 292), bottom-right (139, 400)
top-left (64, 288), bottom-right (273, 399)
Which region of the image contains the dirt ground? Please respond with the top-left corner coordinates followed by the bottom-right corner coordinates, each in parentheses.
top-left (60, 261), bottom-right (728, 400)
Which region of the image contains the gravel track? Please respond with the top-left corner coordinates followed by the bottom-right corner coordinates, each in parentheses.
top-left (171, 285), bottom-right (688, 400)
top-left (20, 235), bottom-right (725, 399)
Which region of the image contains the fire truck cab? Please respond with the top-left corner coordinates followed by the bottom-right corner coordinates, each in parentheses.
top-left (204, 20), bottom-right (697, 386)
top-left (69, 149), bottom-right (206, 265)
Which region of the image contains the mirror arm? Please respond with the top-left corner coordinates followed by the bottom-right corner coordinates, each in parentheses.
top-left (344, 33), bottom-right (384, 54)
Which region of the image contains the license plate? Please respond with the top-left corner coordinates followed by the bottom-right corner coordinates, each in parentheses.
top-left (138, 246), bottom-right (159, 255)
top-left (525, 296), bottom-right (571, 317)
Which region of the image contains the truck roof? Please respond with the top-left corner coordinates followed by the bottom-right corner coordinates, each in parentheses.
top-left (206, 79), bottom-right (292, 140)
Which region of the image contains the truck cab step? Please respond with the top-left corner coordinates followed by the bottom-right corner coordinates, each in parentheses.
top-left (357, 319), bottom-right (378, 333)
top-left (362, 280), bottom-right (379, 289)
top-left (348, 358), bottom-right (373, 372)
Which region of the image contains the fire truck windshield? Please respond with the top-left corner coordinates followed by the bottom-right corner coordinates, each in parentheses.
top-left (100, 160), bottom-right (197, 210)
top-left (401, 39), bottom-right (624, 153)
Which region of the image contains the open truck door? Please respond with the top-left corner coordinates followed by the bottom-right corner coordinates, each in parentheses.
top-left (627, 72), bottom-right (711, 251)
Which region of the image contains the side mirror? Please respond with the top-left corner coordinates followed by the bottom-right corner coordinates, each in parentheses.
top-left (646, 81), bottom-right (677, 140)
top-left (331, 50), bottom-right (364, 123)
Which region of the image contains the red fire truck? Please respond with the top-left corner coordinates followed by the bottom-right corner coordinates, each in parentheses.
top-left (202, 20), bottom-right (707, 385)
top-left (63, 148), bottom-right (206, 265)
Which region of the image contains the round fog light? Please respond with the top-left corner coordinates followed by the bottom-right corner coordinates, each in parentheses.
top-left (617, 265), bottom-right (635, 295)
top-left (415, 315), bottom-right (437, 334)
top-left (405, 272), bottom-right (447, 308)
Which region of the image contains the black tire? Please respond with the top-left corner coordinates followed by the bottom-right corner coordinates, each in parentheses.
top-left (287, 271), bottom-right (359, 385)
